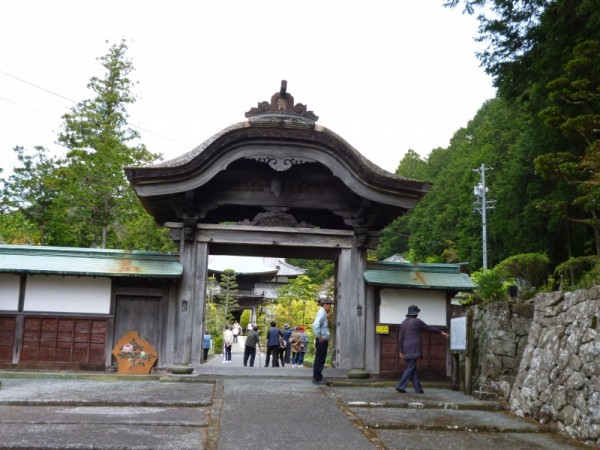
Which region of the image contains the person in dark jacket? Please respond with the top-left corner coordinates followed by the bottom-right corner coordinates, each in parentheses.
top-left (396, 305), bottom-right (448, 394)
top-left (243, 326), bottom-right (260, 367)
top-left (282, 323), bottom-right (293, 364)
top-left (264, 320), bottom-right (282, 367)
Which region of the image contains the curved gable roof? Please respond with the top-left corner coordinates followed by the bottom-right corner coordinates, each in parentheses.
top-left (126, 82), bottom-right (430, 231)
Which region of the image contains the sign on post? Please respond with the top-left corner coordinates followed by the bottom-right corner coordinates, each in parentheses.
top-left (449, 314), bottom-right (471, 392)
top-left (450, 316), bottom-right (467, 352)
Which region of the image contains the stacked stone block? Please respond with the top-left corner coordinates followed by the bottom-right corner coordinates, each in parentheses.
top-left (509, 288), bottom-right (600, 445)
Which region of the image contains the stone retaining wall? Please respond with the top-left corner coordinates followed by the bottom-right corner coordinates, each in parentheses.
top-left (471, 302), bottom-right (533, 401)
top-left (469, 288), bottom-right (599, 446)
top-left (509, 288), bottom-right (599, 445)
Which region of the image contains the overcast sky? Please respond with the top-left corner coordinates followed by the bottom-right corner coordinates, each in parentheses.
top-left (0, 0), bottom-right (495, 176)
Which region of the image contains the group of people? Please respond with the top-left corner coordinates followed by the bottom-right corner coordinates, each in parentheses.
top-left (202, 299), bottom-right (447, 395)
top-left (263, 321), bottom-right (308, 368)
top-left (204, 318), bottom-right (312, 369)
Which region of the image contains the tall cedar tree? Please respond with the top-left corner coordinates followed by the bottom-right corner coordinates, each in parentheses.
top-left (52, 40), bottom-right (171, 249)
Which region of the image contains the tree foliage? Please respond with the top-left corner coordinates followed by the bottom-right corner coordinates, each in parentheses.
top-left (288, 259), bottom-right (335, 285)
top-left (554, 256), bottom-right (600, 289)
top-left (1, 146), bottom-right (64, 245)
top-left (493, 253), bottom-right (551, 288)
top-left (0, 41), bottom-right (175, 251)
top-left (468, 269), bottom-right (507, 304)
top-left (377, 0), bottom-right (599, 283)
top-left (216, 269), bottom-right (239, 330)
top-left (54, 40), bottom-right (164, 249)
top-left (276, 275), bottom-right (319, 305)
top-left (271, 274), bottom-right (321, 330)
top-left (536, 40), bottom-right (600, 254)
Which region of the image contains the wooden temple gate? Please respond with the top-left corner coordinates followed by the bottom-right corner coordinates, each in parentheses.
top-left (126, 82), bottom-right (430, 371)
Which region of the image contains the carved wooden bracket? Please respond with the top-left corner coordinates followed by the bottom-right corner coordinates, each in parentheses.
top-left (244, 155), bottom-right (315, 172)
top-left (239, 211), bottom-right (314, 228)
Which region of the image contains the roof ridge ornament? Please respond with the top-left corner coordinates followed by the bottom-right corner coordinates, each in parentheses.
top-left (245, 80), bottom-right (319, 123)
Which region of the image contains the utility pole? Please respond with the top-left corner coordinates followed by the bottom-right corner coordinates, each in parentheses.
top-left (473, 164), bottom-right (494, 269)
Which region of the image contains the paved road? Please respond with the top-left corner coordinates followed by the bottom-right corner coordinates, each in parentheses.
top-left (0, 339), bottom-right (588, 449)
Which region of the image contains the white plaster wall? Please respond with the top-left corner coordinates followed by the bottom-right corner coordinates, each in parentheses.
top-left (24, 276), bottom-right (111, 314)
top-left (0, 274), bottom-right (20, 311)
top-left (379, 288), bottom-right (447, 326)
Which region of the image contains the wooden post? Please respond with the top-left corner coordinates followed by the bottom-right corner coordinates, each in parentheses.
top-left (336, 243), bottom-right (367, 370)
top-left (174, 230), bottom-right (198, 365)
top-left (190, 242), bottom-right (208, 365)
top-left (451, 353), bottom-right (460, 391)
top-left (464, 309), bottom-right (473, 395)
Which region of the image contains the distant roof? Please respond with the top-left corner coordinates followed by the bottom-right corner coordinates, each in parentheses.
top-left (0, 245), bottom-right (183, 278)
top-left (364, 261), bottom-right (476, 291)
top-left (383, 254), bottom-right (408, 263)
top-left (208, 255), bottom-right (306, 277)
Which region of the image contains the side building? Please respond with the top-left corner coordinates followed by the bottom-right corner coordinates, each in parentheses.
top-left (0, 245), bottom-right (307, 371)
top-left (0, 245), bottom-right (182, 370)
top-left (0, 244), bottom-right (476, 380)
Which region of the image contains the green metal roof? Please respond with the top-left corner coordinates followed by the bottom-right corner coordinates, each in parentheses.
top-left (364, 261), bottom-right (476, 291)
top-left (0, 245), bottom-right (183, 278)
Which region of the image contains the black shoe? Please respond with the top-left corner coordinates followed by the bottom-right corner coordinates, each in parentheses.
top-left (416, 390), bottom-right (425, 394)
top-left (312, 379), bottom-right (327, 385)
top-left (395, 388), bottom-right (407, 393)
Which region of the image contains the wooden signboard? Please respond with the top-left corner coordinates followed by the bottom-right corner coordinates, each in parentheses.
top-left (449, 314), bottom-right (472, 394)
top-left (112, 331), bottom-right (157, 374)
top-left (450, 316), bottom-right (468, 352)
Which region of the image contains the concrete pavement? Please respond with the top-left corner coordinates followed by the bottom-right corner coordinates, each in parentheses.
top-left (0, 338), bottom-right (588, 449)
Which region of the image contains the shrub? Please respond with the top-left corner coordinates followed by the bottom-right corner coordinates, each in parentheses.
top-left (555, 256), bottom-right (600, 289)
top-left (494, 253), bottom-right (551, 289)
top-left (469, 269), bottom-right (507, 303)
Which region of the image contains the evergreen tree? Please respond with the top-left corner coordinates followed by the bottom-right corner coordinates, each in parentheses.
top-left (216, 269), bottom-right (239, 330)
top-left (51, 40), bottom-right (172, 249)
top-left (0, 146), bottom-right (64, 245)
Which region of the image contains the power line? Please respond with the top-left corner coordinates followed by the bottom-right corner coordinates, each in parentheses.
top-left (0, 69), bottom-right (76, 103)
top-left (0, 69), bottom-right (191, 149)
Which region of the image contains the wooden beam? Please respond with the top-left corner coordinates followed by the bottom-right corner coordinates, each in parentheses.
top-left (166, 223), bottom-right (355, 249)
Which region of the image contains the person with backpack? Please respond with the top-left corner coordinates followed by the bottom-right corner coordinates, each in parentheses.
top-left (290, 326), bottom-right (302, 367)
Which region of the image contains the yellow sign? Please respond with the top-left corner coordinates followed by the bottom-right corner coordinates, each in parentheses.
top-left (375, 325), bottom-right (389, 334)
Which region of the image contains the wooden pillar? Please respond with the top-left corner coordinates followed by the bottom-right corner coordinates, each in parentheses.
top-left (190, 242), bottom-right (208, 365)
top-left (364, 285), bottom-right (378, 373)
top-left (175, 232), bottom-right (201, 365)
top-left (336, 242), bottom-right (367, 370)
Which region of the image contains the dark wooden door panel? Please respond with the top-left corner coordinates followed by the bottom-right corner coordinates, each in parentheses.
top-left (0, 316), bottom-right (16, 362)
top-left (114, 296), bottom-right (160, 350)
top-left (19, 317), bottom-right (107, 365)
top-left (379, 325), bottom-right (448, 380)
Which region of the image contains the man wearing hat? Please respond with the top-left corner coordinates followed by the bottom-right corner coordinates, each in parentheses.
top-left (311, 296), bottom-right (333, 385)
top-left (396, 305), bottom-right (448, 394)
